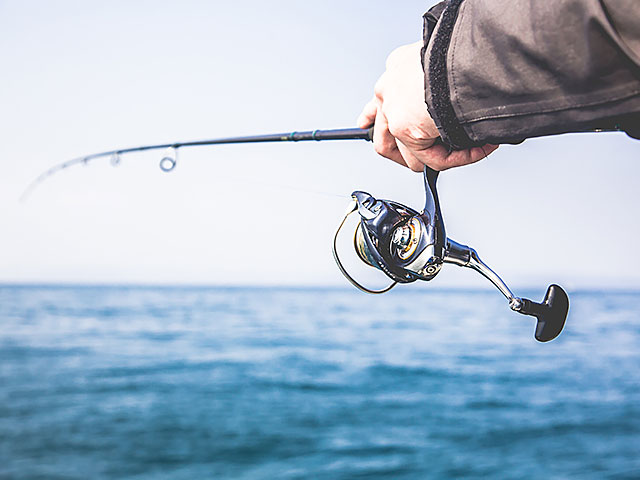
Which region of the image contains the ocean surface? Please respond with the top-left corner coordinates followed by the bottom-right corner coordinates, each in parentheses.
top-left (0, 285), bottom-right (639, 479)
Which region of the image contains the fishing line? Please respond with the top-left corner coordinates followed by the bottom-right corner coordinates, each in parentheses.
top-left (205, 173), bottom-right (351, 200)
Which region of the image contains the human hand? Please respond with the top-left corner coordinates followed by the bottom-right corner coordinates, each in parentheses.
top-left (357, 41), bottom-right (498, 172)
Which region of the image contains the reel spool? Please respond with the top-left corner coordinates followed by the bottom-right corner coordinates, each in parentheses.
top-left (333, 166), bottom-right (569, 342)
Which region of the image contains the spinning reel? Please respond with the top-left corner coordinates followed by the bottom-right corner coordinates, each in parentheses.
top-left (333, 166), bottom-right (569, 342)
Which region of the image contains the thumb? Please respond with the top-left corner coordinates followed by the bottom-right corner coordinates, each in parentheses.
top-left (357, 97), bottom-right (378, 129)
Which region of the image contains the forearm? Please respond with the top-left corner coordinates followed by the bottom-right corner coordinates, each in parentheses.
top-left (423, 0), bottom-right (640, 148)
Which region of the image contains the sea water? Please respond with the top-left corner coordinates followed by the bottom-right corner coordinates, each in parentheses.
top-left (0, 285), bottom-right (639, 479)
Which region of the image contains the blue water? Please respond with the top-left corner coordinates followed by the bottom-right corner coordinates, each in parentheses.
top-left (1, 286), bottom-right (639, 479)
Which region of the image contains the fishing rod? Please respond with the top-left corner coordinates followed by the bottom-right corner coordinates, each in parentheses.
top-left (20, 127), bottom-right (374, 202)
top-left (23, 124), bottom-right (569, 341)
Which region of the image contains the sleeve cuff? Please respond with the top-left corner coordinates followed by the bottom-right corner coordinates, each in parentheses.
top-left (423, 0), bottom-right (475, 149)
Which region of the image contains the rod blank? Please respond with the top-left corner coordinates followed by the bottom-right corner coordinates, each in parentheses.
top-left (21, 127), bottom-right (374, 201)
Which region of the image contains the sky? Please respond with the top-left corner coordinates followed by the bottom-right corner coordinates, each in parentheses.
top-left (1, 0), bottom-right (639, 289)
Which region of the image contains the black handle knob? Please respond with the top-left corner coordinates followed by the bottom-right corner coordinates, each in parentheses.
top-left (518, 284), bottom-right (569, 342)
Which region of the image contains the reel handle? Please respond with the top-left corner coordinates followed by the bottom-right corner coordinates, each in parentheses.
top-left (445, 240), bottom-right (569, 342)
top-left (514, 285), bottom-right (569, 342)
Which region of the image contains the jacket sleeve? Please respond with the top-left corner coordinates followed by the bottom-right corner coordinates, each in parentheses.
top-left (422, 0), bottom-right (640, 148)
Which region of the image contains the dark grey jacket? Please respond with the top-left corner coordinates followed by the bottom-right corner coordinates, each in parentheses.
top-left (422, 0), bottom-right (640, 148)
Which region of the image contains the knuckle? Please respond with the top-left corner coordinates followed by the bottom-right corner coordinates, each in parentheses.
top-left (409, 162), bottom-right (424, 173)
top-left (389, 122), bottom-right (431, 144)
top-left (387, 123), bottom-right (402, 139)
top-left (374, 138), bottom-right (397, 159)
top-left (385, 46), bottom-right (404, 67)
top-left (373, 79), bottom-right (385, 99)
top-left (407, 125), bottom-right (431, 142)
top-left (374, 142), bottom-right (390, 157)
top-left (384, 54), bottom-right (395, 69)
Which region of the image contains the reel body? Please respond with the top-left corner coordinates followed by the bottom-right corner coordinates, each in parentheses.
top-left (333, 167), bottom-right (569, 342)
top-left (352, 195), bottom-right (440, 283)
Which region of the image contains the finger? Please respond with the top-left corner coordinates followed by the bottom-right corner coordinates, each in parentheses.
top-left (444, 144), bottom-right (499, 168)
top-left (357, 97), bottom-right (378, 129)
top-left (396, 141), bottom-right (427, 172)
top-left (373, 110), bottom-right (407, 167)
top-left (471, 144), bottom-right (499, 161)
top-left (416, 143), bottom-right (453, 171)
top-left (373, 73), bottom-right (386, 102)
top-left (417, 143), bottom-right (499, 171)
